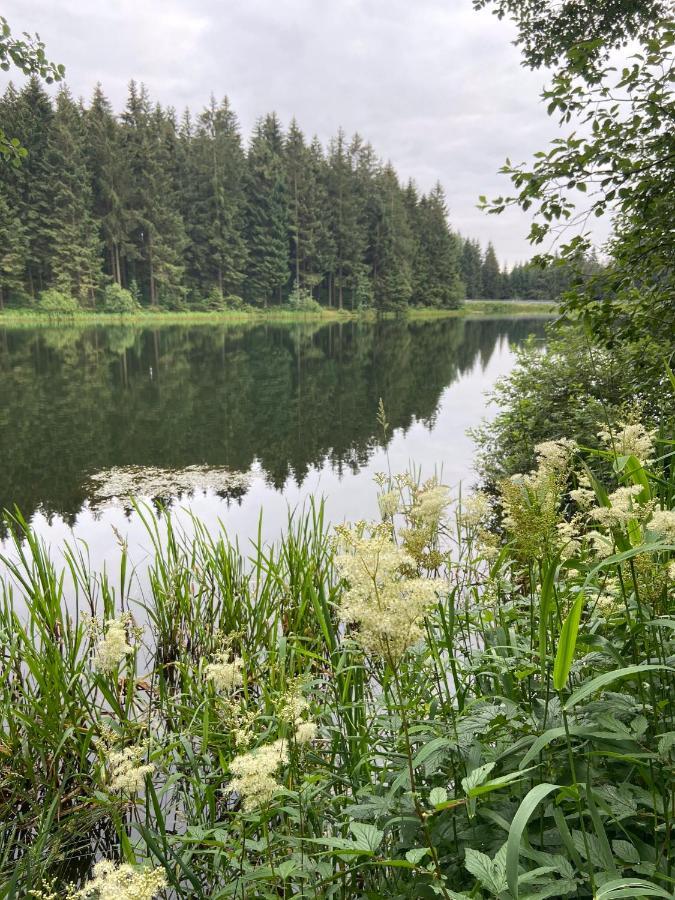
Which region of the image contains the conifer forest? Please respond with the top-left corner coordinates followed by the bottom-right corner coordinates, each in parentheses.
top-left (0, 79), bottom-right (577, 313)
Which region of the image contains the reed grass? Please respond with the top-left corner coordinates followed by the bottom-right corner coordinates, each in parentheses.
top-left (0, 426), bottom-right (673, 899)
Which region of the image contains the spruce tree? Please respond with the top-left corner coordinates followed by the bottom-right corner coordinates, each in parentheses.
top-left (121, 83), bottom-right (186, 305)
top-left (481, 242), bottom-right (501, 299)
top-left (412, 183), bottom-right (463, 308)
top-left (182, 96), bottom-right (248, 302)
top-left (461, 238), bottom-right (484, 298)
top-left (244, 114), bottom-right (289, 306)
top-left (85, 84), bottom-right (133, 287)
top-left (0, 193), bottom-right (27, 307)
top-left (370, 164), bottom-right (413, 311)
top-left (41, 87), bottom-right (101, 304)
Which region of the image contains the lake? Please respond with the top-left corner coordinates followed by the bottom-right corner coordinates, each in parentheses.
top-left (0, 316), bottom-right (547, 571)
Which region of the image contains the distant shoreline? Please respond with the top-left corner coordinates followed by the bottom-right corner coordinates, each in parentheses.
top-left (0, 300), bottom-right (557, 328)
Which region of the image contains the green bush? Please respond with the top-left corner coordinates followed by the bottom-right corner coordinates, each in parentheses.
top-left (286, 281), bottom-right (323, 312)
top-left (471, 323), bottom-right (668, 488)
top-left (102, 283), bottom-right (138, 314)
top-left (37, 288), bottom-right (79, 314)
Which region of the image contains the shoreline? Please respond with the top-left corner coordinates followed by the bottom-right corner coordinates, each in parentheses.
top-left (0, 300), bottom-right (557, 328)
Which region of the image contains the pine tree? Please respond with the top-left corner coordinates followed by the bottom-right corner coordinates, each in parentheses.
top-left (41, 87), bottom-right (102, 304)
top-left (244, 114), bottom-right (289, 306)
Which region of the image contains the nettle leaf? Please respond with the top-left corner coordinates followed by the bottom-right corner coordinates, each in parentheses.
top-left (461, 762), bottom-right (495, 794)
top-left (594, 784), bottom-right (638, 820)
top-left (657, 732), bottom-right (675, 756)
top-left (429, 787), bottom-right (448, 807)
top-left (405, 847), bottom-right (430, 865)
top-left (611, 840), bottom-right (641, 866)
top-left (349, 821), bottom-right (384, 852)
top-left (464, 844), bottom-right (508, 895)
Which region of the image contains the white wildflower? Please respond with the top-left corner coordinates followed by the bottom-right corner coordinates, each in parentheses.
top-left (93, 618), bottom-right (134, 674)
top-left (534, 438), bottom-right (576, 477)
top-left (295, 721), bottom-right (318, 744)
top-left (647, 509), bottom-right (675, 542)
top-left (278, 689), bottom-right (309, 725)
top-left (107, 746), bottom-right (154, 794)
top-left (591, 485), bottom-right (652, 528)
top-left (412, 481), bottom-right (450, 529)
top-left (588, 530), bottom-right (616, 559)
top-left (598, 420), bottom-right (656, 465)
top-left (459, 491), bottom-right (491, 528)
top-left (204, 654), bottom-right (244, 693)
top-left (378, 490), bottom-right (400, 519)
top-left (556, 520), bottom-right (582, 560)
top-left (72, 859), bottom-right (166, 900)
top-left (570, 470), bottom-right (595, 510)
top-left (335, 523), bottom-right (441, 660)
top-left (228, 739), bottom-right (288, 811)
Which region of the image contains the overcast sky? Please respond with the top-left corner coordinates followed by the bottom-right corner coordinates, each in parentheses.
top-left (2, 0), bottom-right (582, 265)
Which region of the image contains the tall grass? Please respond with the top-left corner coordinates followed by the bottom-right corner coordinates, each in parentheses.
top-left (0, 426), bottom-right (673, 899)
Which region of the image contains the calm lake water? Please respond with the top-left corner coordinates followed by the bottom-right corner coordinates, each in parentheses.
top-left (0, 316), bottom-right (546, 571)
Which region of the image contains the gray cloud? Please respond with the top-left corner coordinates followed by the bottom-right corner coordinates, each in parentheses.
top-left (2, 0), bottom-right (600, 264)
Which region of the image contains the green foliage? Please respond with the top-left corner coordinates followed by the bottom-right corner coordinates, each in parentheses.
top-left (474, 0), bottom-right (675, 342)
top-left (1, 422), bottom-right (673, 897)
top-left (37, 288), bottom-right (78, 313)
top-left (101, 282), bottom-right (137, 313)
top-left (0, 15), bottom-right (64, 165)
top-left (285, 281), bottom-right (323, 312)
top-left (471, 325), bottom-right (667, 488)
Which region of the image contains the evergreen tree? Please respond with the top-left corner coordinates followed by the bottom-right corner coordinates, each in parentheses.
top-left (370, 164), bottom-right (413, 311)
top-left (11, 77), bottom-right (54, 299)
top-left (85, 85), bottom-right (132, 287)
top-left (0, 193), bottom-right (27, 307)
top-left (460, 238), bottom-right (483, 298)
top-left (182, 96), bottom-right (248, 301)
top-left (121, 82), bottom-right (187, 306)
top-left (481, 241), bottom-right (501, 299)
top-left (41, 87), bottom-right (101, 304)
top-left (244, 114), bottom-right (289, 306)
top-left (412, 183), bottom-right (463, 308)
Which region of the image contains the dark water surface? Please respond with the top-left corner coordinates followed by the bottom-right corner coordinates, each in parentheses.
top-left (0, 316), bottom-right (546, 568)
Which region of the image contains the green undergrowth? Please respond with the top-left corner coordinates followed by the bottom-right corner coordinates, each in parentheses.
top-left (0, 300), bottom-right (556, 330)
top-left (1, 411), bottom-right (673, 898)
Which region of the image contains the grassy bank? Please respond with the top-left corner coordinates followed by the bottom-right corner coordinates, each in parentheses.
top-left (0, 300), bottom-right (556, 329)
top-left (2, 421), bottom-right (673, 898)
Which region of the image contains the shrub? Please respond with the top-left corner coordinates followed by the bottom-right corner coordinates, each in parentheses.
top-left (102, 283), bottom-right (138, 314)
top-left (286, 281), bottom-right (323, 313)
top-left (37, 288), bottom-right (79, 314)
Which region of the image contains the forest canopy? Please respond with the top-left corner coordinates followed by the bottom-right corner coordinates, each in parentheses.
top-left (0, 79), bottom-right (574, 312)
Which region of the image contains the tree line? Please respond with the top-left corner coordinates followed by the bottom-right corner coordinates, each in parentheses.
top-left (0, 78), bottom-right (569, 312)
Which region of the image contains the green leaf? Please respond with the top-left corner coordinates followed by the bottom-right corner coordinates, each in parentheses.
top-left (429, 787), bottom-right (447, 807)
top-left (506, 783), bottom-right (560, 899)
top-left (461, 761), bottom-right (495, 794)
top-left (565, 664), bottom-right (673, 710)
top-left (406, 847), bottom-right (430, 865)
top-left (595, 877), bottom-right (674, 899)
top-left (349, 821), bottom-right (383, 852)
top-left (553, 592), bottom-right (584, 691)
top-left (611, 840), bottom-right (641, 866)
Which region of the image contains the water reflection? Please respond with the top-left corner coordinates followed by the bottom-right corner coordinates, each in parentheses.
top-left (0, 317), bottom-right (546, 533)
